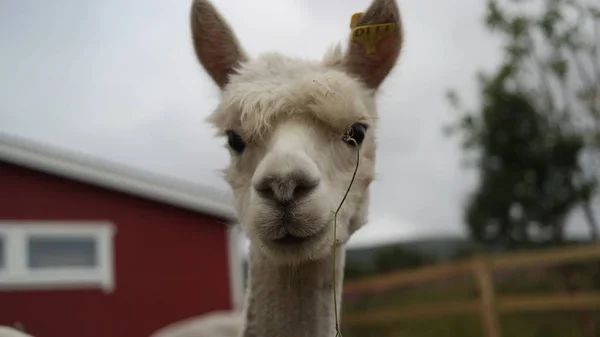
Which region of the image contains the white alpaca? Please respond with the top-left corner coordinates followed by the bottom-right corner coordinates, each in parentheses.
top-left (0, 326), bottom-right (33, 337)
top-left (150, 311), bottom-right (243, 337)
top-left (152, 0), bottom-right (403, 336)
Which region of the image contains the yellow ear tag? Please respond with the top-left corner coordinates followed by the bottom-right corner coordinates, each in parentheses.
top-left (351, 23), bottom-right (396, 54)
top-left (350, 12), bottom-right (363, 28)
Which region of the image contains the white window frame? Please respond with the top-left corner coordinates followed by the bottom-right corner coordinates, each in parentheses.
top-left (0, 221), bottom-right (115, 292)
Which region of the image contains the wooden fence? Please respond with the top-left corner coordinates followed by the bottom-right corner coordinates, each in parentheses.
top-left (342, 244), bottom-right (600, 337)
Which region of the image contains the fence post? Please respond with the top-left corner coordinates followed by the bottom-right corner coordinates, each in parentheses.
top-left (473, 256), bottom-right (501, 337)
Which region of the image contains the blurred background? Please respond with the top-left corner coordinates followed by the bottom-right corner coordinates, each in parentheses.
top-left (0, 0), bottom-right (599, 336)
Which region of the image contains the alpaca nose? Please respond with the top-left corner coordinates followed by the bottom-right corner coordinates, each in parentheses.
top-left (254, 172), bottom-right (320, 205)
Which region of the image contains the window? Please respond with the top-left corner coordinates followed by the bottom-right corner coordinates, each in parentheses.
top-left (28, 237), bottom-right (97, 268)
top-left (0, 222), bottom-right (115, 292)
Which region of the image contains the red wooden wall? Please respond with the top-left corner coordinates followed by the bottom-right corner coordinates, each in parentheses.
top-left (0, 161), bottom-right (232, 337)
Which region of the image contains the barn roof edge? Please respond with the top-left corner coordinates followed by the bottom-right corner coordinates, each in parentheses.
top-left (0, 132), bottom-right (237, 222)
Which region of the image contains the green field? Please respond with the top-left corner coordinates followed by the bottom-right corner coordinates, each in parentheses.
top-left (341, 264), bottom-right (600, 337)
top-left (342, 312), bottom-right (599, 337)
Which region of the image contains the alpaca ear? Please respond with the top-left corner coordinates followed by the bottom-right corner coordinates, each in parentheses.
top-left (190, 0), bottom-right (247, 89)
top-left (345, 0), bottom-right (403, 89)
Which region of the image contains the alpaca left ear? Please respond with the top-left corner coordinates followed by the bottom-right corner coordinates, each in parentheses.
top-left (344, 0), bottom-right (403, 90)
top-left (190, 0), bottom-right (247, 89)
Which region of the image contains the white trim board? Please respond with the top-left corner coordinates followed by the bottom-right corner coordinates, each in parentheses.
top-left (0, 132), bottom-right (236, 222)
top-left (0, 221), bottom-right (116, 292)
top-left (226, 224), bottom-right (245, 312)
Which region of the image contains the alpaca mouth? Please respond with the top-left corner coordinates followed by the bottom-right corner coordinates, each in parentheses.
top-left (273, 234), bottom-right (310, 245)
top-left (270, 225), bottom-right (327, 246)
top-left (260, 224), bottom-right (330, 261)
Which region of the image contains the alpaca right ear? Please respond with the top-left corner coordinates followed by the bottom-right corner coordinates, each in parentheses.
top-left (344, 0), bottom-right (403, 90)
top-left (190, 0), bottom-right (247, 89)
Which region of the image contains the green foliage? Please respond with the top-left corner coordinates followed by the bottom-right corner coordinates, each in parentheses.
top-left (481, 0), bottom-right (600, 146)
top-left (374, 246), bottom-right (431, 273)
top-left (344, 262), bottom-right (372, 281)
top-left (344, 246), bottom-right (433, 281)
top-left (457, 66), bottom-right (590, 247)
top-left (446, 0), bottom-right (600, 247)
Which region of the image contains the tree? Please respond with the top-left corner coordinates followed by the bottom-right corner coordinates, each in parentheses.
top-left (449, 65), bottom-right (591, 248)
top-left (344, 261), bottom-right (372, 281)
top-left (374, 246), bottom-right (430, 273)
top-left (485, 0), bottom-right (600, 239)
top-left (446, 2), bottom-right (600, 333)
top-left (446, 0), bottom-right (600, 245)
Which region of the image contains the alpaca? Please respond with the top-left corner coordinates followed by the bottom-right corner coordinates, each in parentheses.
top-left (150, 311), bottom-right (243, 337)
top-left (152, 0), bottom-right (403, 336)
top-left (0, 326), bottom-right (33, 337)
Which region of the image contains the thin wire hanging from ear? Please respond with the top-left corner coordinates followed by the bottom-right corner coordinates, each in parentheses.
top-left (332, 126), bottom-right (361, 337)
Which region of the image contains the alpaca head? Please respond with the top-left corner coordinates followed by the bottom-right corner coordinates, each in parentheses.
top-left (191, 0), bottom-right (403, 264)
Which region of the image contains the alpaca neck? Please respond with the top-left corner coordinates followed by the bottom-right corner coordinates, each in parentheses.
top-left (241, 244), bottom-right (346, 337)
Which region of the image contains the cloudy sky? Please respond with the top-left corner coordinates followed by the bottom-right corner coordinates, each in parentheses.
top-left (1, 0), bottom-right (597, 248)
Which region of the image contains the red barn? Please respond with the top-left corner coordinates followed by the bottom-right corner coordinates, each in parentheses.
top-left (0, 133), bottom-right (244, 337)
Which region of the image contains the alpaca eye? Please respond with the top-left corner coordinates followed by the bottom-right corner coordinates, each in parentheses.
top-left (226, 130), bottom-right (246, 153)
top-left (343, 123), bottom-right (368, 147)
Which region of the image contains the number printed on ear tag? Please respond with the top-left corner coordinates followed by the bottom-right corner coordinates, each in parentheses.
top-left (351, 23), bottom-right (396, 54)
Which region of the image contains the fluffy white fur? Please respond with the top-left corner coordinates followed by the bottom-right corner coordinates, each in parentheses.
top-left (152, 0), bottom-right (404, 336)
top-left (150, 311), bottom-right (242, 337)
top-left (0, 327), bottom-right (33, 337)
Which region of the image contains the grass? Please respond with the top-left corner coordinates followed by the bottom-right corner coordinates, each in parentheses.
top-left (340, 263), bottom-right (600, 337)
top-left (342, 312), bottom-right (600, 337)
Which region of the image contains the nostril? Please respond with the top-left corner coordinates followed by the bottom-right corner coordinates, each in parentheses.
top-left (254, 173), bottom-right (320, 204)
top-left (254, 183), bottom-right (275, 200)
top-left (293, 178), bottom-right (320, 200)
